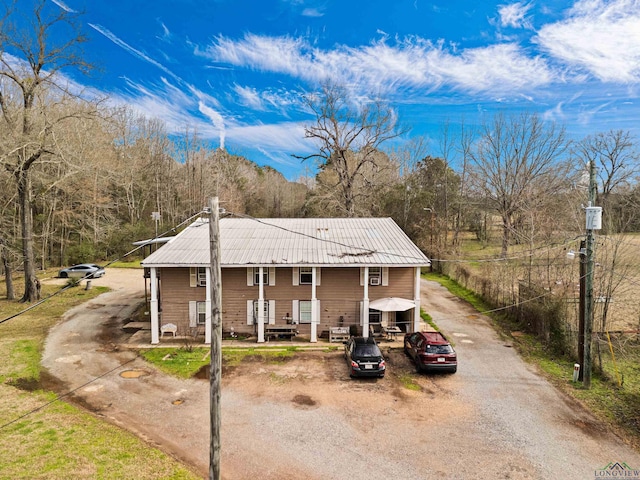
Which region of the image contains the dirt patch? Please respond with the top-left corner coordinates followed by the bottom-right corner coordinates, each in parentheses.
top-left (291, 394), bottom-right (316, 407)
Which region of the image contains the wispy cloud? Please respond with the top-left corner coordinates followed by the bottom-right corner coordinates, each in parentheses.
top-left (200, 33), bottom-right (554, 97)
top-left (536, 0), bottom-right (640, 82)
top-left (50, 0), bottom-right (77, 13)
top-left (498, 2), bottom-right (534, 29)
top-left (89, 24), bottom-right (182, 83)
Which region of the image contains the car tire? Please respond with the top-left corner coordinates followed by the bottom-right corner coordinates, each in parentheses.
top-left (414, 360), bottom-right (423, 374)
top-left (450, 367), bottom-right (457, 374)
top-left (59, 272), bottom-right (67, 278)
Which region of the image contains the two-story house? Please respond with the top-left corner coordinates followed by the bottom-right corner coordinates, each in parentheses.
top-left (141, 216), bottom-right (430, 344)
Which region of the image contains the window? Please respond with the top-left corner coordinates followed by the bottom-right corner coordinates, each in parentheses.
top-left (190, 267), bottom-right (207, 287)
top-left (196, 302), bottom-right (207, 325)
top-left (369, 267), bottom-right (381, 286)
top-left (254, 267), bottom-right (269, 285)
top-left (253, 300), bottom-right (270, 323)
top-left (197, 267), bottom-right (206, 287)
top-left (299, 300), bottom-right (312, 323)
top-left (369, 309), bottom-right (381, 325)
top-left (299, 267), bottom-right (313, 285)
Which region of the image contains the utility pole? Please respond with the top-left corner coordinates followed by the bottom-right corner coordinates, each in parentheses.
top-left (583, 160), bottom-right (598, 388)
top-left (577, 239), bottom-right (586, 381)
top-left (208, 197), bottom-right (222, 480)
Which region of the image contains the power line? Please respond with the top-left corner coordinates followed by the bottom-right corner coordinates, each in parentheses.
top-left (0, 357), bottom-right (136, 431)
top-left (0, 209), bottom-right (205, 327)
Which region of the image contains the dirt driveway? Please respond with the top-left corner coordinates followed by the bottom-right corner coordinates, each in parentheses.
top-left (42, 269), bottom-right (640, 479)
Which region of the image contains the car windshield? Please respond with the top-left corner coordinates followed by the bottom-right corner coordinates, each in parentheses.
top-left (354, 345), bottom-right (382, 357)
top-left (426, 344), bottom-right (453, 354)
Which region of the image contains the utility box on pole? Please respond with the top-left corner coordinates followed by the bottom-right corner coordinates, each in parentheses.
top-left (585, 207), bottom-right (602, 230)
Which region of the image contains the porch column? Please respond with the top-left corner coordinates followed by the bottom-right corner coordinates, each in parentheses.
top-left (257, 267), bottom-right (265, 343)
top-left (311, 267), bottom-right (318, 343)
top-left (150, 267), bottom-right (159, 344)
top-left (205, 267), bottom-right (212, 344)
top-left (362, 267), bottom-right (370, 338)
top-left (413, 267), bottom-right (421, 332)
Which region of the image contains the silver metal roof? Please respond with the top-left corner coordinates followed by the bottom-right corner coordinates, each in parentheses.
top-left (141, 217), bottom-right (430, 268)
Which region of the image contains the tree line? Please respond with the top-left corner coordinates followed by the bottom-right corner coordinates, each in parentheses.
top-left (2, 0), bottom-right (640, 313)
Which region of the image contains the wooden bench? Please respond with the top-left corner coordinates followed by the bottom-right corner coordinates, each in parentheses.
top-left (264, 325), bottom-right (298, 341)
top-left (329, 326), bottom-right (350, 343)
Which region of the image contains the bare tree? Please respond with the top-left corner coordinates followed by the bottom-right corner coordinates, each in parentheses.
top-left (295, 83), bottom-right (406, 217)
top-left (575, 130), bottom-right (640, 227)
top-left (0, 0), bottom-right (92, 301)
top-left (469, 112), bottom-right (571, 258)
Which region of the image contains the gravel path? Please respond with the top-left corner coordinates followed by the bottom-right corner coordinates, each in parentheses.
top-left (41, 270), bottom-right (640, 479)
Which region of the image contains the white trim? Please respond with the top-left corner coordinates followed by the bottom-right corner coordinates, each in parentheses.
top-left (268, 300), bottom-right (276, 324)
top-left (292, 300), bottom-right (299, 323)
top-left (150, 267), bottom-right (159, 344)
top-left (189, 301), bottom-right (197, 328)
top-left (247, 300), bottom-right (253, 325)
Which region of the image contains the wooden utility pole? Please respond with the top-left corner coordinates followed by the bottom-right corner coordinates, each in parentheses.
top-left (578, 239), bottom-right (586, 381)
top-left (208, 197), bottom-right (222, 480)
top-left (583, 161), bottom-right (597, 388)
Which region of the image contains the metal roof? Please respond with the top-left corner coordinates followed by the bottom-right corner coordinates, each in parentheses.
top-left (141, 217), bottom-right (430, 268)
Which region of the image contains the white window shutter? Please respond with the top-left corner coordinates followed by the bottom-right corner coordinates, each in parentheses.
top-left (292, 267), bottom-right (299, 286)
top-left (360, 268), bottom-right (365, 286)
top-left (269, 267), bottom-right (276, 286)
top-left (269, 300), bottom-right (276, 324)
top-left (190, 268), bottom-right (197, 288)
top-left (189, 301), bottom-right (197, 327)
top-left (292, 300), bottom-right (299, 323)
top-left (314, 300), bottom-right (321, 324)
top-left (316, 268), bottom-right (321, 286)
top-left (247, 300), bottom-right (254, 325)
top-left (382, 267), bottom-right (389, 286)
top-left (247, 268), bottom-right (254, 286)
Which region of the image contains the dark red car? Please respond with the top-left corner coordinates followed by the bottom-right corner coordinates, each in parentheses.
top-left (404, 331), bottom-right (457, 373)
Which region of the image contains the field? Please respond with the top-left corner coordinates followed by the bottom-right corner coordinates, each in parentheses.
top-left (0, 270), bottom-right (200, 480)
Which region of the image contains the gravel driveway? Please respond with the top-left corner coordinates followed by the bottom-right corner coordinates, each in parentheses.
top-left (42, 270), bottom-right (640, 479)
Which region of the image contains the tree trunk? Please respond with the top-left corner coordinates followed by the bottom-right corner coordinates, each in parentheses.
top-left (1, 238), bottom-right (15, 300)
top-left (17, 169), bottom-right (40, 302)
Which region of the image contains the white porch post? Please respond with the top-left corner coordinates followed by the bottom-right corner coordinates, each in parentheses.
top-left (257, 267), bottom-right (265, 343)
top-left (311, 267), bottom-right (318, 343)
top-left (205, 267), bottom-right (212, 344)
top-left (362, 267), bottom-right (370, 338)
top-left (413, 267), bottom-right (422, 332)
top-left (150, 267), bottom-right (159, 344)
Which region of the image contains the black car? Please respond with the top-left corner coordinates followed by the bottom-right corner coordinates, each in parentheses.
top-left (345, 336), bottom-right (386, 378)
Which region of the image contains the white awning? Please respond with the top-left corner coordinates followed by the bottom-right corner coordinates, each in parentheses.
top-left (368, 297), bottom-right (415, 312)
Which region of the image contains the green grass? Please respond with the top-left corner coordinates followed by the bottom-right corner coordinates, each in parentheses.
top-left (106, 260), bottom-right (142, 268)
top-left (0, 275), bottom-right (201, 479)
top-left (397, 373), bottom-right (421, 391)
top-left (423, 271), bottom-right (495, 315)
top-left (140, 347), bottom-right (212, 378)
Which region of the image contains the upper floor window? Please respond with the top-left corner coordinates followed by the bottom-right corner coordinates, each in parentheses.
top-left (299, 267), bottom-right (313, 285)
top-left (254, 267), bottom-right (269, 285)
top-left (197, 267), bottom-right (206, 287)
top-left (369, 267), bottom-right (382, 286)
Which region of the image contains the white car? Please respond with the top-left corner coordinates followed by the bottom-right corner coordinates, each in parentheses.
top-left (58, 263), bottom-right (105, 279)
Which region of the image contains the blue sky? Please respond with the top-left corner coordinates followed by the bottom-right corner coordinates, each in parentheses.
top-left (34, 0), bottom-right (640, 178)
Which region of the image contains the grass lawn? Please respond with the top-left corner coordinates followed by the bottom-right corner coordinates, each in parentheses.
top-left (0, 272), bottom-right (200, 479)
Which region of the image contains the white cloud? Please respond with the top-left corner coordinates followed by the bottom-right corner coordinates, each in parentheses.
top-left (89, 24), bottom-right (182, 83)
top-left (498, 2), bottom-right (534, 29)
top-left (536, 0), bottom-right (640, 82)
top-left (200, 34), bottom-right (554, 97)
top-left (301, 8), bottom-right (324, 17)
top-left (50, 0), bottom-right (77, 13)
